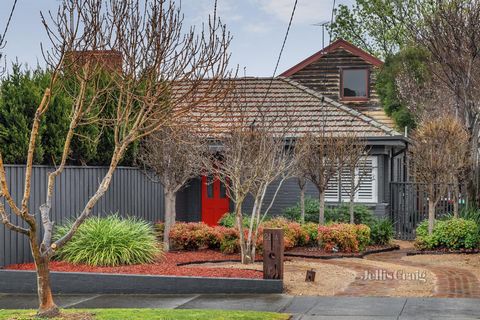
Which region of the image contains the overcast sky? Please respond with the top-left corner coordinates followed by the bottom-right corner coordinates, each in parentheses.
top-left (0, 0), bottom-right (355, 76)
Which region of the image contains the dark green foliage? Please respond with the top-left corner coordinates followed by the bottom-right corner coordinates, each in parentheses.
top-left (460, 206), bottom-right (480, 231)
top-left (415, 218), bottom-right (479, 250)
top-left (282, 197), bottom-right (375, 225)
top-left (0, 65), bottom-right (47, 163)
top-left (0, 65), bottom-right (137, 165)
top-left (218, 212), bottom-right (270, 229)
top-left (376, 47), bottom-right (430, 131)
top-left (54, 215), bottom-right (161, 266)
top-left (369, 218), bottom-right (394, 245)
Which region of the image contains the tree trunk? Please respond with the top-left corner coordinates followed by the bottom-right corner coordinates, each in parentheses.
top-left (236, 204), bottom-right (252, 264)
top-left (31, 239), bottom-right (58, 318)
top-left (349, 194), bottom-right (355, 224)
top-left (453, 176), bottom-right (460, 218)
top-left (428, 198), bottom-right (435, 235)
top-left (318, 191), bottom-right (325, 225)
top-left (300, 185), bottom-right (305, 224)
top-left (163, 190), bottom-right (176, 252)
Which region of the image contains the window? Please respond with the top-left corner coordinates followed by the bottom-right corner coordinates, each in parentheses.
top-left (341, 69), bottom-right (369, 99)
top-left (219, 181), bottom-right (227, 198)
top-left (324, 156), bottom-right (378, 203)
top-left (206, 175), bottom-right (214, 198)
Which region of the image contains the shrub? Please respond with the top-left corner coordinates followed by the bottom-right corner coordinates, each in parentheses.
top-left (460, 206), bottom-right (480, 232)
top-left (355, 224), bottom-right (371, 251)
top-left (263, 217), bottom-right (309, 249)
top-left (218, 212), bottom-right (237, 228)
top-left (282, 198), bottom-right (375, 225)
top-left (369, 219), bottom-right (394, 245)
top-left (154, 221), bottom-right (165, 242)
top-left (415, 218), bottom-right (479, 250)
top-left (332, 204), bottom-right (376, 226)
top-left (218, 227), bottom-right (240, 254)
top-left (169, 222), bottom-right (221, 250)
top-left (317, 223), bottom-right (371, 253)
top-left (54, 215), bottom-right (161, 266)
top-left (282, 197), bottom-right (330, 223)
top-left (301, 222), bottom-right (319, 246)
top-left (218, 212), bottom-right (271, 228)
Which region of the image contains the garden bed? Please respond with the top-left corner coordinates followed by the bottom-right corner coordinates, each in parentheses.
top-left (285, 244), bottom-right (400, 259)
top-left (5, 250), bottom-right (262, 279)
top-left (406, 248), bottom-right (480, 256)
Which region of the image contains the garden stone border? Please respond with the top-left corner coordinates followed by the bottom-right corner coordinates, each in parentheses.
top-left (406, 249), bottom-right (480, 256)
top-left (284, 245), bottom-right (400, 260)
top-left (0, 270), bottom-right (282, 294)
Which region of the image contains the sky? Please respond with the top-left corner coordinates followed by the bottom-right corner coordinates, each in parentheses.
top-left (0, 0), bottom-right (355, 76)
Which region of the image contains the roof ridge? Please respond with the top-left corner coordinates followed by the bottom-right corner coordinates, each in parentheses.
top-left (278, 77), bottom-right (400, 137)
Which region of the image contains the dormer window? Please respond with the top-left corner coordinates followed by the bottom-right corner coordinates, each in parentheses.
top-left (341, 68), bottom-right (369, 100)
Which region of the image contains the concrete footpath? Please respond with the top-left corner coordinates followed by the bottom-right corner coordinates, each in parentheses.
top-left (1, 294), bottom-right (480, 319)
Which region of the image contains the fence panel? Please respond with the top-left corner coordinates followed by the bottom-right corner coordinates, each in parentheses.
top-left (390, 182), bottom-right (466, 240)
top-left (0, 165), bottom-right (164, 267)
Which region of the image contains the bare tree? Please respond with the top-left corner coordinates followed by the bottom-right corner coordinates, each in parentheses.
top-left (297, 176), bottom-right (307, 223)
top-left (137, 125), bottom-right (209, 251)
top-left (0, 0), bottom-right (18, 75)
top-left (407, 0), bottom-right (480, 202)
top-left (295, 131), bottom-right (352, 225)
top-left (410, 116), bottom-right (469, 234)
top-left (0, 0), bottom-right (232, 317)
top-left (339, 135), bottom-right (369, 224)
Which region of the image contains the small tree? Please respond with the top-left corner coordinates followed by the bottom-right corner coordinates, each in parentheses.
top-left (411, 116), bottom-right (470, 234)
top-left (295, 132), bottom-right (351, 225)
top-left (137, 125), bottom-right (208, 251)
top-left (297, 176), bottom-right (307, 223)
top-left (0, 0), bottom-right (232, 317)
top-left (339, 135), bottom-right (369, 224)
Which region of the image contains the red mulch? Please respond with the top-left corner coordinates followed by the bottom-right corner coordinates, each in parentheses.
top-left (5, 250), bottom-right (262, 279)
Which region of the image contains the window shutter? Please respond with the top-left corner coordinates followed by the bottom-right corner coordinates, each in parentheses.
top-left (325, 172), bottom-right (339, 201)
top-left (336, 156), bottom-right (378, 203)
top-left (356, 157), bottom-right (377, 203)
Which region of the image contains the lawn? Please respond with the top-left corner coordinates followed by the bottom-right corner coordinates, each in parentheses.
top-left (0, 309), bottom-right (290, 320)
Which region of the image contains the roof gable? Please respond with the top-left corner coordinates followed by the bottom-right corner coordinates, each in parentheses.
top-left (280, 39), bottom-right (383, 77)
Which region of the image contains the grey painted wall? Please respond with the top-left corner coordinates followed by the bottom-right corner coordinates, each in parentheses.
top-left (176, 177), bottom-right (202, 222)
top-left (0, 165), bottom-right (164, 267)
top-left (239, 154), bottom-right (390, 219)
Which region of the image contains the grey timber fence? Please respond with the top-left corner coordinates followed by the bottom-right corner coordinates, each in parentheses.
top-left (0, 165), bottom-right (164, 267)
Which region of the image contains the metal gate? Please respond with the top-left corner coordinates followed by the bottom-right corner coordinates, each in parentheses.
top-left (390, 182), bottom-right (466, 240)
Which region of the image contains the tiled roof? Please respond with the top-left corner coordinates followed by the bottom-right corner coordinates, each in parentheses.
top-left (178, 77), bottom-right (401, 138)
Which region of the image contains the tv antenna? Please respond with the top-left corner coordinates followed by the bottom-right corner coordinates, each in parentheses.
top-left (313, 20), bottom-right (330, 49)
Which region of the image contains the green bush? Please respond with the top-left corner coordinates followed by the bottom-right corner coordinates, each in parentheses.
top-left (415, 218), bottom-right (479, 250)
top-left (282, 198), bottom-right (375, 225)
top-left (318, 223), bottom-right (371, 253)
top-left (263, 217), bottom-right (309, 249)
top-left (219, 227), bottom-right (240, 254)
top-left (369, 219), bottom-right (394, 245)
top-left (218, 212), bottom-right (270, 229)
top-left (460, 206), bottom-right (480, 231)
top-left (301, 222), bottom-right (319, 246)
top-left (169, 222), bottom-right (221, 250)
top-left (282, 197), bottom-right (330, 223)
top-left (54, 215), bottom-right (161, 266)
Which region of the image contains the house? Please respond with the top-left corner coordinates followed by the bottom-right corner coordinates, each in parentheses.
top-left (175, 39), bottom-right (409, 225)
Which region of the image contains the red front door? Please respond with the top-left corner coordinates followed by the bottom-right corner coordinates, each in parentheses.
top-left (201, 175), bottom-right (230, 226)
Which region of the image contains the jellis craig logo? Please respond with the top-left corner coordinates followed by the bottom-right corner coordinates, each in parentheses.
top-left (361, 269), bottom-right (427, 282)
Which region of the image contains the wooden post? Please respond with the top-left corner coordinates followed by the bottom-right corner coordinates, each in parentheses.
top-left (263, 228), bottom-right (284, 279)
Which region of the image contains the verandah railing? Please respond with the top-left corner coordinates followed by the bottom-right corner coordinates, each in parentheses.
top-left (390, 182), bottom-right (466, 240)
